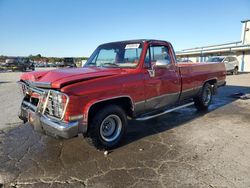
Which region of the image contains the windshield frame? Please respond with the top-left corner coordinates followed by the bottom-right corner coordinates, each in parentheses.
top-left (84, 41), bottom-right (144, 69)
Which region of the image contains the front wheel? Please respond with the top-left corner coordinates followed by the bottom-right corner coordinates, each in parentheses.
top-left (194, 83), bottom-right (213, 111)
top-left (86, 105), bottom-right (127, 150)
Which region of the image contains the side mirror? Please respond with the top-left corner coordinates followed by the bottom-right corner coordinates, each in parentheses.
top-left (154, 59), bottom-right (170, 68)
top-left (224, 60), bottom-right (229, 63)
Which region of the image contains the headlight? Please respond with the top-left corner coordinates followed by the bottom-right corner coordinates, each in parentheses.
top-left (43, 90), bottom-right (69, 120)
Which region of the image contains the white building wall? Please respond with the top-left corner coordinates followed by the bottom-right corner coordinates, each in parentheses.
top-left (188, 57), bottom-right (197, 62)
top-left (236, 51), bottom-right (250, 72)
top-left (242, 20), bottom-right (250, 44)
top-left (243, 51), bottom-right (250, 71)
top-left (236, 53), bottom-right (242, 70)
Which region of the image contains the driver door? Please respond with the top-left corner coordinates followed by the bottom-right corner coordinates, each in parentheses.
top-left (143, 42), bottom-right (181, 111)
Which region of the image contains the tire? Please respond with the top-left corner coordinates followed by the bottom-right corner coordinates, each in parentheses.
top-left (233, 67), bottom-right (238, 75)
top-left (86, 105), bottom-right (127, 150)
top-left (194, 83), bottom-right (213, 111)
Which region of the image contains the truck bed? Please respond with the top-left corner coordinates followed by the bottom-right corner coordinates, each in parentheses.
top-left (177, 62), bottom-right (226, 100)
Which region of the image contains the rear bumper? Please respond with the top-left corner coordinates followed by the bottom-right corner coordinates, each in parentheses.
top-left (19, 103), bottom-right (80, 139)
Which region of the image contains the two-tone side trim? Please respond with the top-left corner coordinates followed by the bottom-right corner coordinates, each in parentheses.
top-left (136, 102), bottom-right (194, 121)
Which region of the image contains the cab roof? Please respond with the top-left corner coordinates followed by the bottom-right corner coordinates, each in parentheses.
top-left (100, 39), bottom-right (170, 46)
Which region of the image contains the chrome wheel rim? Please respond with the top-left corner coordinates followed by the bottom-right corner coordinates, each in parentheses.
top-left (100, 114), bottom-right (122, 142)
top-left (203, 87), bottom-right (212, 105)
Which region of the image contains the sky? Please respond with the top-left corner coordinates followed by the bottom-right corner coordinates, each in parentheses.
top-left (0, 0), bottom-right (250, 57)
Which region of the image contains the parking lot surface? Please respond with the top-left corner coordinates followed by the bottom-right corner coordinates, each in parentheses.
top-left (0, 70), bottom-right (250, 187)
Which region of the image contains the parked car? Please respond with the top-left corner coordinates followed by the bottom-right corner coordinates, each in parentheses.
top-left (206, 56), bottom-right (239, 75)
top-left (47, 62), bottom-right (57, 67)
top-left (57, 58), bottom-right (76, 68)
top-left (1, 58), bottom-right (35, 72)
top-left (18, 39), bottom-right (226, 149)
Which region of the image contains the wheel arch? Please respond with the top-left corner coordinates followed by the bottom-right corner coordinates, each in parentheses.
top-left (83, 96), bottom-right (134, 133)
top-left (205, 78), bottom-right (217, 85)
top-left (202, 78), bottom-right (218, 95)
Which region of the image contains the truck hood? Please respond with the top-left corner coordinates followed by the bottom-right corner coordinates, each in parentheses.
top-left (21, 67), bottom-right (124, 89)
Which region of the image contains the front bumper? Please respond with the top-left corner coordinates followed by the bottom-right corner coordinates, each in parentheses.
top-left (19, 102), bottom-right (80, 139)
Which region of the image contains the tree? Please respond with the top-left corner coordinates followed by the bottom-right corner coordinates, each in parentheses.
top-left (36, 54), bottom-right (42, 58)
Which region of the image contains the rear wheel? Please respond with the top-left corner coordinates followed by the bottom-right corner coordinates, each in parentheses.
top-left (233, 67), bottom-right (238, 75)
top-left (194, 83), bottom-right (213, 111)
top-left (85, 105), bottom-right (127, 150)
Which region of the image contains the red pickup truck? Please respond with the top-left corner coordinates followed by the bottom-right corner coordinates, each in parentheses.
top-left (18, 40), bottom-right (226, 149)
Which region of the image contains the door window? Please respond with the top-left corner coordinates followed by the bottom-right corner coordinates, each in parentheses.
top-left (144, 45), bottom-right (171, 68)
top-left (230, 57), bottom-right (236, 62)
top-left (224, 57), bottom-right (229, 63)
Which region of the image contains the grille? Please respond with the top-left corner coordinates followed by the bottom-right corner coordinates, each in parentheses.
top-left (18, 81), bottom-right (68, 120)
top-left (24, 95), bottom-right (39, 107)
top-left (19, 81), bottom-right (45, 112)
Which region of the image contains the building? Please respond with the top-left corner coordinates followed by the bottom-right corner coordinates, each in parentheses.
top-left (176, 20), bottom-right (250, 72)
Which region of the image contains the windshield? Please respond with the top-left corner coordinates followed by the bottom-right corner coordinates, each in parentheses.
top-left (85, 42), bottom-right (143, 68)
top-left (206, 57), bottom-right (224, 62)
